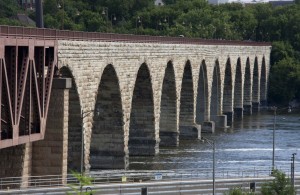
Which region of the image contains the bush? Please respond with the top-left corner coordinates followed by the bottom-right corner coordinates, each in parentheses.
top-left (224, 187), bottom-right (255, 195)
top-left (261, 169), bottom-right (295, 195)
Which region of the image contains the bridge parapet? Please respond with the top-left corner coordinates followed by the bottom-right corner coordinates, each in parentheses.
top-left (0, 25), bottom-right (271, 46)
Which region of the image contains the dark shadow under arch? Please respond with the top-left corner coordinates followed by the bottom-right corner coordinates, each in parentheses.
top-left (260, 57), bottom-right (267, 106)
top-left (59, 67), bottom-right (82, 172)
top-left (210, 61), bottom-right (221, 122)
top-left (159, 62), bottom-right (177, 147)
top-left (252, 57), bottom-right (260, 112)
top-left (179, 61), bottom-right (196, 139)
top-left (243, 58), bottom-right (252, 115)
top-left (90, 64), bottom-right (124, 169)
top-left (223, 59), bottom-right (233, 126)
top-left (234, 58), bottom-right (243, 119)
top-left (196, 61), bottom-right (208, 123)
top-left (129, 63), bottom-right (155, 156)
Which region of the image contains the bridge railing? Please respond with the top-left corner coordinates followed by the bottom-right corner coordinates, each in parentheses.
top-left (0, 25), bottom-right (272, 46)
top-left (0, 167), bottom-right (294, 190)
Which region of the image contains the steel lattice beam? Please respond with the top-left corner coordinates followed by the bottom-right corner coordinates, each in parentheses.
top-left (0, 38), bottom-right (57, 149)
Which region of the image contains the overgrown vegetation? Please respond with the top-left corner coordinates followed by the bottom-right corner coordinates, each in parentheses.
top-left (1, 0), bottom-right (300, 105)
top-left (67, 171), bottom-right (94, 195)
top-left (224, 170), bottom-right (295, 195)
top-left (261, 169), bottom-right (295, 195)
top-left (224, 187), bottom-right (255, 195)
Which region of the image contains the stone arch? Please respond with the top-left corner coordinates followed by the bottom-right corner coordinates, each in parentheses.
top-left (234, 58), bottom-right (243, 119)
top-left (179, 61), bottom-right (195, 139)
top-left (196, 61), bottom-right (209, 123)
top-left (252, 57), bottom-right (260, 112)
top-left (210, 61), bottom-right (221, 122)
top-left (58, 66), bottom-right (82, 173)
top-left (159, 62), bottom-right (177, 147)
top-left (243, 58), bottom-right (252, 115)
top-left (90, 64), bottom-right (124, 170)
top-left (129, 63), bottom-right (155, 156)
top-left (222, 58), bottom-right (233, 126)
top-left (260, 57), bottom-right (267, 106)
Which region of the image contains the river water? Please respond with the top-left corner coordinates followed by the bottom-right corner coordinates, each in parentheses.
top-left (129, 111), bottom-right (300, 174)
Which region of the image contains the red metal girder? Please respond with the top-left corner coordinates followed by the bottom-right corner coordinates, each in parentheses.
top-left (31, 60), bottom-right (42, 120)
top-left (0, 38), bottom-right (57, 149)
top-left (0, 59), bottom-right (2, 140)
top-left (16, 54), bottom-right (29, 125)
top-left (2, 58), bottom-right (15, 126)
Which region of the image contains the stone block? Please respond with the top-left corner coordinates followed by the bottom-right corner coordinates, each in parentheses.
top-left (202, 121), bottom-right (215, 133)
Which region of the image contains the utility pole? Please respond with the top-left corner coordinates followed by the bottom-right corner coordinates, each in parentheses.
top-left (36, 0), bottom-right (44, 28)
top-left (291, 153), bottom-right (296, 187)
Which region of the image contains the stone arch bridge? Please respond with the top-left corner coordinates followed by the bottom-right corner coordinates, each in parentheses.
top-left (0, 26), bottom-right (271, 183)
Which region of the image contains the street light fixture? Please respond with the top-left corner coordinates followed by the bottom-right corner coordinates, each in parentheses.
top-left (102, 7), bottom-right (108, 20)
top-left (80, 108), bottom-right (100, 175)
top-left (136, 16), bottom-right (142, 34)
top-left (271, 106), bottom-right (292, 171)
top-left (111, 14), bottom-right (117, 27)
top-left (201, 137), bottom-right (216, 195)
top-left (163, 16), bottom-right (169, 27)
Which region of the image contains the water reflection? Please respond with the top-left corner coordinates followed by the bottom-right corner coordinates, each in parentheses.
top-left (129, 112), bottom-right (300, 174)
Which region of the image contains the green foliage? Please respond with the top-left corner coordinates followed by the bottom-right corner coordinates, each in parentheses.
top-left (268, 57), bottom-right (300, 105)
top-left (261, 169), bottom-right (295, 195)
top-left (224, 187), bottom-right (255, 195)
top-left (1, 0), bottom-right (300, 105)
top-left (67, 171), bottom-right (94, 195)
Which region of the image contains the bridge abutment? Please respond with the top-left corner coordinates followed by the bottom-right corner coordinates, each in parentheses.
top-left (0, 144), bottom-right (29, 188)
top-left (159, 131), bottom-right (179, 147)
top-left (243, 105), bottom-right (252, 115)
top-left (179, 124), bottom-right (201, 140)
top-left (224, 112), bottom-right (234, 127)
top-left (252, 102), bottom-right (260, 113)
top-left (31, 78), bottom-right (71, 184)
top-left (214, 115), bottom-right (228, 129)
top-left (234, 107), bottom-right (243, 119)
top-left (202, 121), bottom-right (215, 133)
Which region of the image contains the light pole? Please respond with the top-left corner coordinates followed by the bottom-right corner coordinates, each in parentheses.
top-left (291, 153), bottom-right (296, 187)
top-left (111, 14), bottom-right (117, 27)
top-left (57, 0), bottom-right (64, 30)
top-left (201, 137), bottom-right (216, 195)
top-left (136, 16), bottom-right (142, 34)
top-left (102, 7), bottom-right (108, 20)
top-left (271, 106), bottom-right (292, 172)
top-left (80, 109), bottom-right (100, 175)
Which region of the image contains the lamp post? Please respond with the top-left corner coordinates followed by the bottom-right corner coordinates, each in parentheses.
top-left (291, 153), bottom-right (296, 187)
top-left (136, 16), bottom-right (142, 34)
top-left (57, 0), bottom-right (64, 30)
top-left (201, 137), bottom-right (216, 195)
top-left (111, 14), bottom-right (117, 27)
top-left (271, 106), bottom-right (292, 172)
top-left (163, 16), bottom-right (169, 27)
top-left (102, 7), bottom-right (108, 20)
top-left (80, 109), bottom-right (100, 175)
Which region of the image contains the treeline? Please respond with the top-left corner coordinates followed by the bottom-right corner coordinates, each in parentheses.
top-left (1, 0), bottom-right (300, 105)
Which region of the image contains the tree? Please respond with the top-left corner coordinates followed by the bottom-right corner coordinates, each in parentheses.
top-left (268, 57), bottom-right (300, 105)
top-left (261, 169), bottom-right (295, 195)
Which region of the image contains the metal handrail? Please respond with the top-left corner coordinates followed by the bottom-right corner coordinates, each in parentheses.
top-left (0, 167), bottom-right (295, 190)
top-left (0, 25), bottom-right (272, 46)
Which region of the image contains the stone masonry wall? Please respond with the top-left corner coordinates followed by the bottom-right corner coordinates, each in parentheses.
top-left (57, 40), bottom-right (271, 171)
top-left (31, 89), bottom-right (69, 184)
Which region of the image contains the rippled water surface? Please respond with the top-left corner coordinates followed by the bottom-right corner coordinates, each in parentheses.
top-left (129, 112), bottom-right (300, 173)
